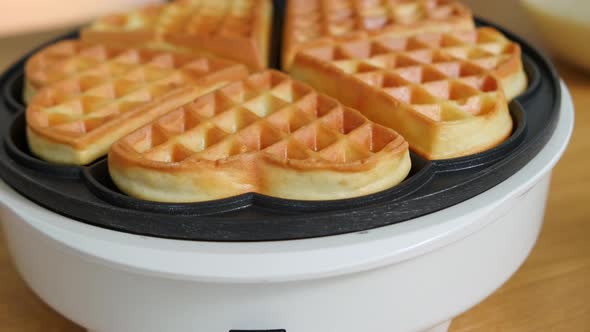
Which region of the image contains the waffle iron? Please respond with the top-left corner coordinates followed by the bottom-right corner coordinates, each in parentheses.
top-left (0, 1), bottom-right (560, 242)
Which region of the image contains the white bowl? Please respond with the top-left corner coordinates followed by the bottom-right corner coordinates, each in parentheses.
top-left (0, 83), bottom-right (574, 332)
top-left (522, 0), bottom-right (590, 72)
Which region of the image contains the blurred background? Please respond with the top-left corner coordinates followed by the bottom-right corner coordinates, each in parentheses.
top-left (0, 0), bottom-right (589, 71)
top-left (0, 0), bottom-right (164, 69)
top-left (464, 0), bottom-right (590, 73)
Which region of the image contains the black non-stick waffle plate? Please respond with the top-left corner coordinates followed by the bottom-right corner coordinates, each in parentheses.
top-left (0, 1), bottom-right (560, 241)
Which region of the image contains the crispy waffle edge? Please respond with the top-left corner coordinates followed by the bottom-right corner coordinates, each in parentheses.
top-left (108, 70), bottom-right (411, 202)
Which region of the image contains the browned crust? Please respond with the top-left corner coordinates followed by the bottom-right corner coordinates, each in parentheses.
top-left (25, 39), bottom-right (191, 92)
top-left (109, 125), bottom-right (409, 173)
top-left (107, 70), bottom-right (412, 201)
top-left (27, 64), bottom-right (248, 147)
top-left (80, 29), bottom-right (158, 49)
top-left (81, 0), bottom-right (272, 70)
top-left (290, 49), bottom-right (513, 160)
top-left (474, 28), bottom-right (526, 99)
top-left (109, 149), bottom-right (412, 202)
top-left (28, 87), bottom-right (195, 147)
top-left (282, 0), bottom-right (476, 69)
top-left (109, 140), bottom-right (408, 176)
top-left (26, 59), bottom-right (249, 166)
top-left (480, 28), bottom-right (523, 78)
top-left (109, 70), bottom-right (409, 173)
top-left (25, 39), bottom-right (90, 91)
top-left (494, 47), bottom-right (522, 79)
top-left (419, 123), bottom-right (512, 160)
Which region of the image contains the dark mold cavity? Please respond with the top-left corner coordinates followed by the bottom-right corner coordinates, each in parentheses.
top-left (516, 54), bottom-right (541, 103)
top-left (2, 72), bottom-right (25, 112)
top-left (270, 0), bottom-right (286, 70)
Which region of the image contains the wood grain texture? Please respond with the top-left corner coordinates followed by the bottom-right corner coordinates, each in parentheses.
top-left (0, 34), bottom-right (588, 331)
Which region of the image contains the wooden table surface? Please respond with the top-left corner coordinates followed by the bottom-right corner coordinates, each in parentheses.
top-left (0, 32), bottom-right (589, 332)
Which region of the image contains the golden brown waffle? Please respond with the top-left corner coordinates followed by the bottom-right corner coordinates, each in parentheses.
top-left (109, 70), bottom-right (411, 202)
top-left (81, 0), bottom-right (272, 70)
top-left (25, 39), bottom-right (177, 102)
top-left (282, 0), bottom-right (475, 69)
top-left (291, 28), bottom-right (522, 159)
top-left (26, 40), bottom-right (249, 165)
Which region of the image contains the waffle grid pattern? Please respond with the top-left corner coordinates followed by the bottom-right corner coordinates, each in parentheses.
top-left (28, 41), bottom-right (239, 137)
top-left (120, 71), bottom-right (402, 165)
top-left (95, 0), bottom-right (257, 39)
top-left (27, 41), bottom-right (133, 89)
top-left (290, 0), bottom-right (470, 44)
top-left (301, 28), bottom-right (515, 122)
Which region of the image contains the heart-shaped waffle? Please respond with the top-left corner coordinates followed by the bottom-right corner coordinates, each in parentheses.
top-left (26, 40), bottom-right (248, 165)
top-left (109, 70), bottom-right (410, 202)
top-left (290, 28), bottom-right (522, 159)
top-left (282, 0), bottom-right (475, 69)
top-left (81, 0), bottom-right (272, 69)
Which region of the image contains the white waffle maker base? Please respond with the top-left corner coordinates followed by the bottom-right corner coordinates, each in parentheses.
top-left (0, 83), bottom-right (574, 332)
